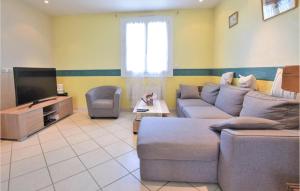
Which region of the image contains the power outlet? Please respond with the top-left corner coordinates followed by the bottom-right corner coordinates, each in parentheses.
top-left (1, 68), bottom-right (12, 73)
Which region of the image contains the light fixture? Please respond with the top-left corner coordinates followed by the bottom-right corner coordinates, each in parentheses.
top-left (44, 0), bottom-right (49, 4)
top-left (199, 0), bottom-right (204, 2)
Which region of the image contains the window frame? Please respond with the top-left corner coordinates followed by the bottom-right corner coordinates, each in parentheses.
top-left (120, 16), bottom-right (173, 77)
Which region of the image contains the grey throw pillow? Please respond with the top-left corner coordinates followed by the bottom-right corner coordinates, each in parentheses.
top-left (201, 83), bottom-right (220, 105)
top-left (215, 85), bottom-right (251, 116)
top-left (240, 91), bottom-right (299, 129)
top-left (210, 117), bottom-right (281, 132)
top-left (180, 85), bottom-right (200, 99)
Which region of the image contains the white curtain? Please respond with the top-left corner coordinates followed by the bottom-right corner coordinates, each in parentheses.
top-left (121, 16), bottom-right (172, 107)
top-left (126, 77), bottom-right (166, 108)
top-left (121, 16), bottom-right (172, 77)
top-left (125, 22), bottom-right (146, 74)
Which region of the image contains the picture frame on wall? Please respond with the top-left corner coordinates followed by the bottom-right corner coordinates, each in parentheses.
top-left (229, 12), bottom-right (238, 28)
top-left (262, 0), bottom-right (297, 21)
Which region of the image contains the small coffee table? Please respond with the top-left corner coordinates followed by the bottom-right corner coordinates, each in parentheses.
top-left (132, 100), bottom-right (170, 134)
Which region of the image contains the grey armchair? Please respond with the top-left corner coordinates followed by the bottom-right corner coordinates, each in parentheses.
top-left (86, 86), bottom-right (121, 118)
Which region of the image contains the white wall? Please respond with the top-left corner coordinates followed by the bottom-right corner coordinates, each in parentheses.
top-left (1, 0), bottom-right (53, 109)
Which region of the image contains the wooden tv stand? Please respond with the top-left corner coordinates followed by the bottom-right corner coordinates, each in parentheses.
top-left (0, 96), bottom-right (73, 141)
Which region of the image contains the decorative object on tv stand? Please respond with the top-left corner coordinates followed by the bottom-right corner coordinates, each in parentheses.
top-left (57, 84), bottom-right (68, 96)
top-left (141, 93), bottom-right (156, 106)
top-left (262, 0), bottom-right (297, 21)
top-left (57, 84), bottom-right (64, 94)
top-left (229, 11), bottom-right (238, 28)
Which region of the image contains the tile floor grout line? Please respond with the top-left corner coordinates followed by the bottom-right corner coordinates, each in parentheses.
top-left (129, 171), bottom-right (152, 191)
top-left (56, 120), bottom-right (103, 191)
top-left (36, 184), bottom-right (55, 191)
top-left (73, 116), bottom-right (156, 191)
top-left (9, 166), bottom-right (48, 181)
top-left (79, 112), bottom-right (162, 191)
top-left (99, 172), bottom-right (131, 190)
top-left (157, 182), bottom-right (171, 191)
top-left (10, 144), bottom-right (43, 163)
top-left (37, 133), bottom-right (57, 191)
top-left (76, 113), bottom-right (168, 191)
top-left (7, 142), bottom-right (13, 191)
top-left (69, 116), bottom-right (137, 190)
top-left (70, 117), bottom-right (124, 159)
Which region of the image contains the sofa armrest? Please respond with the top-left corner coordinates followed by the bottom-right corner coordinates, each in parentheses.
top-left (85, 90), bottom-right (97, 108)
top-left (219, 129), bottom-right (299, 191)
top-left (176, 89), bottom-right (181, 99)
top-left (113, 88), bottom-right (121, 113)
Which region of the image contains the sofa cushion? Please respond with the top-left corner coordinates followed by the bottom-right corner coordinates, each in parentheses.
top-left (180, 85), bottom-right (201, 99)
top-left (177, 98), bottom-right (211, 110)
top-left (183, 106), bottom-right (232, 119)
top-left (210, 117), bottom-right (281, 132)
top-left (220, 72), bottom-right (234, 85)
top-left (92, 99), bottom-right (113, 109)
top-left (138, 117), bottom-right (223, 161)
top-left (215, 85), bottom-right (250, 116)
top-left (240, 91), bottom-right (299, 129)
top-left (201, 83), bottom-right (220, 105)
top-left (238, 74), bottom-right (257, 90)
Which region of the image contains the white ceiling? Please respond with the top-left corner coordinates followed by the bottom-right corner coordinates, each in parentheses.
top-left (23, 0), bottom-right (221, 16)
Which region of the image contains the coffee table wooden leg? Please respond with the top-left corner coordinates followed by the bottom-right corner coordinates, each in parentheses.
top-left (133, 120), bottom-right (140, 134)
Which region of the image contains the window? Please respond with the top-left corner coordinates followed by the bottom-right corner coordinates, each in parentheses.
top-left (121, 16), bottom-right (173, 77)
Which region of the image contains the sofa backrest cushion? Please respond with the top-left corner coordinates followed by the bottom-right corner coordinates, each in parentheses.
top-left (215, 85), bottom-right (251, 116)
top-left (220, 72), bottom-right (234, 85)
top-left (238, 74), bottom-right (257, 90)
top-left (240, 91), bottom-right (299, 129)
top-left (210, 117), bottom-right (281, 132)
top-left (180, 84), bottom-right (201, 99)
top-left (201, 83), bottom-right (220, 105)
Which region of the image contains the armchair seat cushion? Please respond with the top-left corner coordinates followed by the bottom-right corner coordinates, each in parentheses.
top-left (92, 99), bottom-right (113, 109)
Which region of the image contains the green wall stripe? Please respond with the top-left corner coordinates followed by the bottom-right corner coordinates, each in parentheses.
top-left (56, 67), bottom-right (279, 81)
top-left (173, 69), bottom-right (211, 76)
top-left (56, 69), bottom-right (121, 76)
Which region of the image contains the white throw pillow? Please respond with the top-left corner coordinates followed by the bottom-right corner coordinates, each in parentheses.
top-left (238, 74), bottom-right (257, 89)
top-left (220, 72), bottom-right (234, 85)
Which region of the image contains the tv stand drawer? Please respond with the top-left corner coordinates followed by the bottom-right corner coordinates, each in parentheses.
top-left (19, 109), bottom-right (44, 136)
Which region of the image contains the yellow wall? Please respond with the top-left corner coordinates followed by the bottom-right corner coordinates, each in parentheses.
top-left (53, 9), bottom-right (215, 109)
top-left (53, 9), bottom-right (214, 70)
top-left (213, 0), bottom-right (299, 68)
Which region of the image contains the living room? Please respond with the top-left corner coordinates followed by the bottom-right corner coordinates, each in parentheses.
top-left (0, 0), bottom-right (299, 191)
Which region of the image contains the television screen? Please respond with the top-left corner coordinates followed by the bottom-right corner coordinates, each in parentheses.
top-left (13, 67), bottom-right (57, 106)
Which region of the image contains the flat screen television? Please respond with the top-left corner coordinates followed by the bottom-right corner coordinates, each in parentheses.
top-left (13, 67), bottom-right (57, 106)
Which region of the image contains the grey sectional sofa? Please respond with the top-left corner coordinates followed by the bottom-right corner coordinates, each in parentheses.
top-left (137, 84), bottom-right (299, 191)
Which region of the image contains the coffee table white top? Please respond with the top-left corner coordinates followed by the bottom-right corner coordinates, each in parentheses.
top-left (133, 100), bottom-right (170, 115)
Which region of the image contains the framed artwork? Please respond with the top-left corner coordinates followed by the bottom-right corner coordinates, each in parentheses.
top-left (262, 0), bottom-right (297, 21)
top-left (229, 12), bottom-right (238, 28)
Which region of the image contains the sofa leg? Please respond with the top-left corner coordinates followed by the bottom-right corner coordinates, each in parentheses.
top-left (90, 117), bottom-right (95, 119)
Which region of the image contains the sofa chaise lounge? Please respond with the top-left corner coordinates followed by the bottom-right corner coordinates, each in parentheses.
top-left (137, 84), bottom-right (299, 191)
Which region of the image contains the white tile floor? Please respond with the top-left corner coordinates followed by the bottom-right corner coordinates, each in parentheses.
top-left (0, 112), bottom-right (221, 191)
